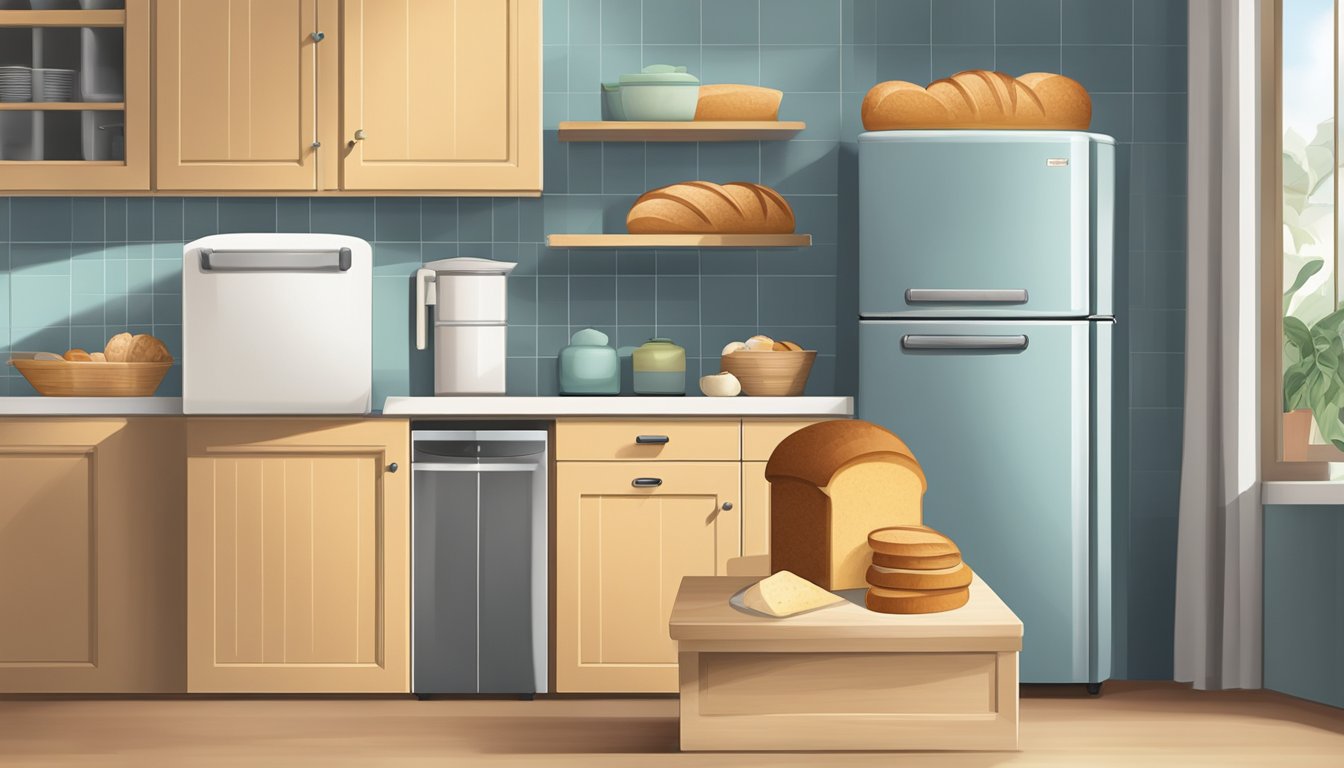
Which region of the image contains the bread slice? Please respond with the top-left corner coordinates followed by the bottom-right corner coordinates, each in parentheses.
top-left (741, 570), bottom-right (844, 617)
top-left (865, 585), bottom-right (970, 615)
top-left (868, 525), bottom-right (959, 558)
top-left (866, 561), bottom-right (972, 590)
top-left (871, 550), bottom-right (963, 570)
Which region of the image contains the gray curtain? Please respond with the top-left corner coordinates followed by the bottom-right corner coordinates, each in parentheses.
top-left (1175, 0), bottom-right (1262, 691)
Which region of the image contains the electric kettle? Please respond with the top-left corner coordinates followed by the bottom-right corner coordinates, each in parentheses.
top-left (415, 257), bottom-right (516, 395)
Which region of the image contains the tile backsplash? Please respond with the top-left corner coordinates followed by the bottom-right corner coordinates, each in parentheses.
top-left (0, 0), bottom-right (1187, 678)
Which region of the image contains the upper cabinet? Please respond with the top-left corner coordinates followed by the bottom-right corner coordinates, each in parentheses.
top-left (155, 0), bottom-right (319, 191)
top-left (0, 0), bottom-right (151, 192)
top-left (0, 0), bottom-right (539, 194)
top-left (341, 0), bottom-right (541, 193)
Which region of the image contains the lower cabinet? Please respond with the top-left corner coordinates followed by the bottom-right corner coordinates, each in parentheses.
top-left (555, 461), bottom-right (740, 693)
top-left (186, 418), bottom-right (409, 693)
top-left (0, 418), bottom-right (185, 693)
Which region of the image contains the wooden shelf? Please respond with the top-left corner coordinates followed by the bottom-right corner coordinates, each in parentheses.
top-left (545, 234), bottom-right (812, 248)
top-left (0, 102), bottom-right (124, 111)
top-left (0, 9), bottom-right (126, 27)
top-left (558, 121), bottom-right (805, 142)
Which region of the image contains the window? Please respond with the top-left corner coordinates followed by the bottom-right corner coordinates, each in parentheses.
top-left (1279, 0), bottom-right (1344, 461)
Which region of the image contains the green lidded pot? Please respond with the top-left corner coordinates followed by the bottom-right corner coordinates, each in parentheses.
top-left (632, 338), bottom-right (686, 395)
top-left (559, 328), bottom-right (620, 396)
top-left (602, 64), bottom-right (700, 121)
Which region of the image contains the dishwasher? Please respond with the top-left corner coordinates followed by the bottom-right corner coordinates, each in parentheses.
top-left (411, 425), bottom-right (548, 696)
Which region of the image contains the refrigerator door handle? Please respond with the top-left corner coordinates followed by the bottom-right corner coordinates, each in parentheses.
top-left (905, 288), bottom-right (1029, 304)
top-left (901, 334), bottom-right (1030, 351)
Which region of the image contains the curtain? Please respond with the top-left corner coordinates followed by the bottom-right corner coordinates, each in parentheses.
top-left (1175, 0), bottom-right (1262, 691)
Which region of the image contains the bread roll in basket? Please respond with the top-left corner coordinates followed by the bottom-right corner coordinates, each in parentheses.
top-left (627, 181), bottom-right (795, 235)
top-left (862, 70), bottom-right (1091, 131)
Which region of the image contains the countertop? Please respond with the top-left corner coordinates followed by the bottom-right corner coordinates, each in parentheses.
top-left (0, 396), bottom-right (854, 418)
top-left (0, 397), bottom-right (184, 416)
top-left (381, 396), bottom-right (854, 417)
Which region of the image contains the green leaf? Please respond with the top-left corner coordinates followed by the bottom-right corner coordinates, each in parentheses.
top-left (1285, 315), bottom-right (1313, 353)
top-left (1285, 259), bottom-right (1324, 296)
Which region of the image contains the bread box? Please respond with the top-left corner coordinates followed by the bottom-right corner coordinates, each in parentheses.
top-left (765, 420), bottom-right (926, 590)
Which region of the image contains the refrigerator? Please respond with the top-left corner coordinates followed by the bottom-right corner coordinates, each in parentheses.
top-left (857, 131), bottom-right (1114, 687)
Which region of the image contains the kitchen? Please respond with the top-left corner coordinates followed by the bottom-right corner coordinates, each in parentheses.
top-left (0, 0), bottom-right (1342, 765)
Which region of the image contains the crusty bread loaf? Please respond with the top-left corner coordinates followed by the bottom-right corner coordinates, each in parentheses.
top-left (866, 585), bottom-right (970, 614)
top-left (63, 348), bottom-right (92, 362)
top-left (104, 332), bottom-right (133, 362)
top-left (127, 334), bottom-right (173, 363)
top-left (862, 70), bottom-right (1090, 130)
top-left (627, 181), bottom-right (795, 235)
top-left (695, 84), bottom-right (783, 121)
top-left (866, 562), bottom-right (972, 590)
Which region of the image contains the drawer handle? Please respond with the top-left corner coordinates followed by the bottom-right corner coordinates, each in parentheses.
top-left (901, 334), bottom-right (1029, 351)
top-left (632, 477), bottom-right (663, 488)
top-left (905, 288), bottom-right (1029, 304)
top-left (635, 435), bottom-right (670, 445)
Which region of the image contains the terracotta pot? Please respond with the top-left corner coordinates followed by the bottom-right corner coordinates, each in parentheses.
top-left (1282, 409), bottom-right (1314, 461)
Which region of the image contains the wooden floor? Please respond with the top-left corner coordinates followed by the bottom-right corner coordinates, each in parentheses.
top-left (1, 682), bottom-right (1341, 767)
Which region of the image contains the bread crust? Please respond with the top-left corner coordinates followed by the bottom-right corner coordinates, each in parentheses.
top-left (861, 70), bottom-right (1091, 130)
top-left (627, 181), bottom-right (795, 234)
top-left (865, 585), bottom-right (970, 614)
top-left (866, 562), bottom-right (972, 590)
top-left (104, 332), bottom-right (133, 362)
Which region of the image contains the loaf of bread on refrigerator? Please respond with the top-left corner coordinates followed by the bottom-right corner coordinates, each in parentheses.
top-left (694, 84), bottom-right (783, 121)
top-left (861, 70), bottom-right (1091, 130)
top-left (765, 420), bottom-right (927, 590)
top-left (626, 181), bottom-right (795, 234)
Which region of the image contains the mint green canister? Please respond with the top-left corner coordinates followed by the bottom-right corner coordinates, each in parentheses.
top-left (559, 328), bottom-right (620, 395)
top-left (632, 338), bottom-right (686, 395)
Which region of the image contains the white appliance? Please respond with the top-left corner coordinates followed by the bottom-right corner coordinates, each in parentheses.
top-left (182, 233), bottom-right (372, 414)
top-left (415, 257), bottom-right (516, 395)
top-left (857, 131), bottom-right (1114, 690)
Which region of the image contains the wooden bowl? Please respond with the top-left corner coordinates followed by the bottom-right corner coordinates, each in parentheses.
top-left (719, 350), bottom-right (816, 396)
top-left (9, 359), bottom-right (172, 397)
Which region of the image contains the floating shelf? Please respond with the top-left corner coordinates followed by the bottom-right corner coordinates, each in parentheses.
top-left (0, 10), bottom-right (126, 27)
top-left (558, 121), bottom-right (805, 142)
top-left (546, 234), bottom-right (812, 248)
top-left (0, 102), bottom-right (125, 111)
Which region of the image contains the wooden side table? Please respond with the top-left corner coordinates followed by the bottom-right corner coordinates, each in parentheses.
top-left (668, 574), bottom-right (1023, 751)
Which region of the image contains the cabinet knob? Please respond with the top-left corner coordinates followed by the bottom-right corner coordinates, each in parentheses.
top-left (311, 31), bottom-right (325, 42)
top-left (352, 129), bottom-right (367, 143)
top-left (388, 462), bottom-right (399, 473)
top-left (721, 501), bottom-right (733, 511)
top-left (310, 140), bottom-right (321, 149)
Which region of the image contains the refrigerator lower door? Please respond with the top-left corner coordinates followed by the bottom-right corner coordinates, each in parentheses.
top-left (858, 319), bottom-right (1111, 684)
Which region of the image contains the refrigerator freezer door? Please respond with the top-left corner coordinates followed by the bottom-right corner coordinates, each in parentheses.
top-left (859, 131), bottom-right (1114, 318)
top-left (858, 318), bottom-right (1111, 683)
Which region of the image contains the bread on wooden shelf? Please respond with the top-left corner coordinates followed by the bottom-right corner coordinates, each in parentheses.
top-left (865, 561), bottom-right (973, 590)
top-left (862, 70), bottom-right (1091, 130)
top-left (694, 84), bottom-right (783, 121)
top-left (626, 181), bottom-right (795, 235)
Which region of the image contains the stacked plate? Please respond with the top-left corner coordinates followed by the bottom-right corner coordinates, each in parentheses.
top-left (33, 68), bottom-right (77, 102)
top-left (0, 66), bottom-right (32, 103)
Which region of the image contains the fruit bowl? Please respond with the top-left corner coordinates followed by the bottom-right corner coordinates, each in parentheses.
top-left (9, 359), bottom-right (172, 397)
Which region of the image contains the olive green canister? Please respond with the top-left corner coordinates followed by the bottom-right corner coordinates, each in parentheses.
top-left (632, 338), bottom-right (686, 395)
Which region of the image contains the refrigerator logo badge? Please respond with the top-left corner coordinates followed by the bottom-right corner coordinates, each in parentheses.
top-left (1046, 158), bottom-right (1069, 167)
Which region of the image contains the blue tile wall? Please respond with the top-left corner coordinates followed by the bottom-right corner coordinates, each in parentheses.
top-left (0, 0), bottom-right (1186, 681)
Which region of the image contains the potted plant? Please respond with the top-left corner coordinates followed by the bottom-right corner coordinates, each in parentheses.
top-left (1283, 306), bottom-right (1344, 457)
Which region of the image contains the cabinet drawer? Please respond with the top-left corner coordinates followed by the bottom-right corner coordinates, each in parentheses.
top-left (742, 419), bottom-right (838, 461)
top-left (556, 420), bottom-right (740, 461)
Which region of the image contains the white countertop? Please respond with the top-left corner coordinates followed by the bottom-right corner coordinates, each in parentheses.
top-left (1262, 481), bottom-right (1344, 506)
top-left (0, 397), bottom-right (183, 416)
top-left (381, 396), bottom-right (854, 417)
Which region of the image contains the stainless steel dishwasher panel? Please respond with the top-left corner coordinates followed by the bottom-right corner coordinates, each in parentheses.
top-left (411, 429), bottom-right (548, 695)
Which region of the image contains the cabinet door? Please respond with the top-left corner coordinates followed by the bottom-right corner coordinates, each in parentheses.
top-left (186, 419), bottom-right (409, 693)
top-left (341, 0), bottom-right (541, 192)
top-left (0, 418), bottom-right (184, 693)
top-left (556, 462), bottom-right (740, 693)
top-left (0, 0), bottom-right (151, 191)
top-left (156, 0), bottom-right (318, 191)
top-left (741, 461), bottom-right (770, 570)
